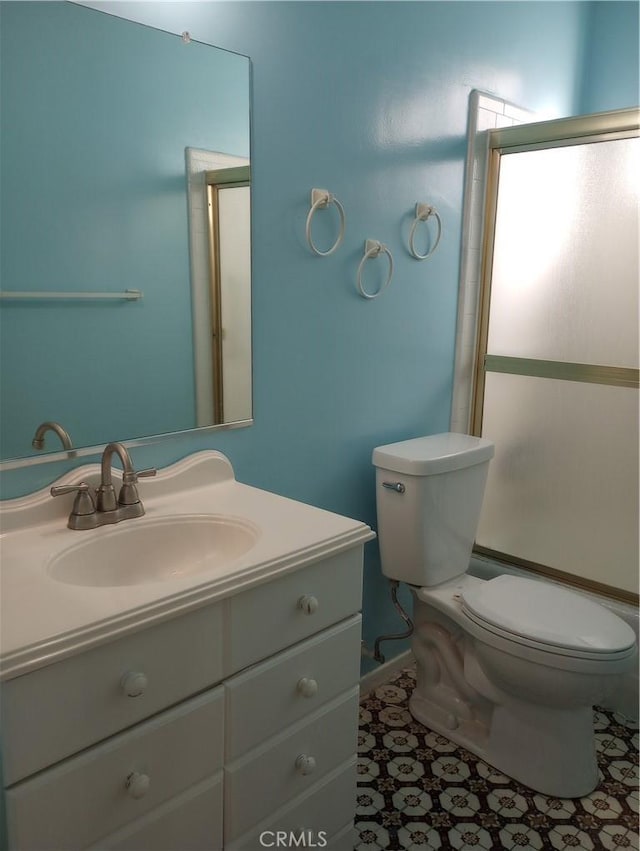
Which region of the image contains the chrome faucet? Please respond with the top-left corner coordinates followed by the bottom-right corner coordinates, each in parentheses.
top-left (96, 442), bottom-right (155, 514)
top-left (51, 442), bottom-right (156, 530)
top-left (32, 421), bottom-right (74, 452)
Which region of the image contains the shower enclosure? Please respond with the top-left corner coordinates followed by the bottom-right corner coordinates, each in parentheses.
top-left (471, 109), bottom-right (639, 602)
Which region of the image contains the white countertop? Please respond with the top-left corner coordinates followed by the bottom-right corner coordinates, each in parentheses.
top-left (0, 451), bottom-right (374, 679)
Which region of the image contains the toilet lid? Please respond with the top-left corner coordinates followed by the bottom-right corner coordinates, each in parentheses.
top-left (461, 575), bottom-right (636, 654)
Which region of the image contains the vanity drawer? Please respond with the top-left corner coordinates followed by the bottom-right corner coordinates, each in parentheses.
top-left (1, 603), bottom-right (223, 785)
top-left (226, 759), bottom-right (357, 851)
top-left (224, 686), bottom-right (359, 841)
top-left (225, 614), bottom-right (362, 759)
top-left (6, 687), bottom-right (224, 851)
top-left (226, 546), bottom-right (363, 673)
top-left (88, 773), bottom-right (223, 851)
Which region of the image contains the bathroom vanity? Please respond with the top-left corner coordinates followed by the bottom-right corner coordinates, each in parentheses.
top-left (0, 452), bottom-right (374, 850)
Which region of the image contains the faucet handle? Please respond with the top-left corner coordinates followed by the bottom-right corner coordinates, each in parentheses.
top-left (50, 482), bottom-right (97, 519)
top-left (51, 481), bottom-right (95, 510)
top-left (119, 467), bottom-right (157, 507)
top-left (122, 467), bottom-right (157, 485)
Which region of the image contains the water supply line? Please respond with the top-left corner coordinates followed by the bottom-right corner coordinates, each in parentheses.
top-left (373, 580), bottom-right (414, 663)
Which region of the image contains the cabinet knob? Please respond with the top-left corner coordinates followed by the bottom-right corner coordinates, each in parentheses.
top-left (120, 671), bottom-right (148, 698)
top-left (295, 754), bottom-right (316, 776)
top-left (297, 595), bottom-right (319, 615)
top-left (297, 677), bottom-right (319, 698)
top-left (125, 771), bottom-right (150, 799)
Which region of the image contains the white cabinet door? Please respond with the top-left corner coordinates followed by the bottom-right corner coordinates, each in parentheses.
top-left (226, 549), bottom-right (363, 672)
top-left (89, 773), bottom-right (223, 851)
top-left (225, 615), bottom-right (361, 759)
top-left (6, 688), bottom-right (224, 851)
top-left (227, 759), bottom-right (357, 851)
top-left (2, 604), bottom-right (223, 784)
top-left (224, 688), bottom-right (359, 841)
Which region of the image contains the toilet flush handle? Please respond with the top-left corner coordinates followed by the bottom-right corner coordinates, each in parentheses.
top-left (382, 481), bottom-right (405, 493)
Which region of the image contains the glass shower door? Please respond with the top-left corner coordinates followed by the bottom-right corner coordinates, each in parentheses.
top-left (473, 131), bottom-right (639, 599)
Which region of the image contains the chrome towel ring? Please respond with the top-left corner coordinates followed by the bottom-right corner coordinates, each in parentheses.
top-left (409, 202), bottom-right (442, 260)
top-left (356, 240), bottom-right (394, 300)
top-left (305, 188), bottom-right (346, 256)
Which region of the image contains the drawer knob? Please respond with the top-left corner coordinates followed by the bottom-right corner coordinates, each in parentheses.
top-left (121, 671), bottom-right (148, 698)
top-left (295, 754), bottom-right (316, 776)
top-left (297, 677), bottom-right (319, 698)
top-left (125, 771), bottom-right (150, 799)
top-left (297, 595), bottom-right (319, 615)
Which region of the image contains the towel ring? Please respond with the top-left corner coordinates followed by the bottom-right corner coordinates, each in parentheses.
top-left (356, 240), bottom-right (394, 300)
top-left (409, 202), bottom-right (442, 260)
top-left (305, 188), bottom-right (346, 256)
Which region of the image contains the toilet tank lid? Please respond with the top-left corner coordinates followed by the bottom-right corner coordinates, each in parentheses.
top-left (461, 575), bottom-right (636, 654)
top-left (372, 433), bottom-right (494, 475)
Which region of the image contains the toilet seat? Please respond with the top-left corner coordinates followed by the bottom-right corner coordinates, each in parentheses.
top-left (460, 575), bottom-right (635, 661)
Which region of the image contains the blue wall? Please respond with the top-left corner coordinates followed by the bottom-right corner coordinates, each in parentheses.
top-left (0, 2), bottom-right (249, 458)
top-left (581, 0), bottom-right (639, 114)
top-left (1, 1), bottom-right (637, 672)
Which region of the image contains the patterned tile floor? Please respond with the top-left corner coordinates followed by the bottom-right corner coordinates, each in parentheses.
top-left (355, 667), bottom-right (639, 850)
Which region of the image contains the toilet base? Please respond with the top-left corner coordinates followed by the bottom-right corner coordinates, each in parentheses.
top-left (409, 689), bottom-right (490, 760)
top-left (409, 676), bottom-right (599, 798)
top-left (488, 702), bottom-right (598, 798)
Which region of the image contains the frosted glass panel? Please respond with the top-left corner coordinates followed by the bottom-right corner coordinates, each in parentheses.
top-left (478, 372), bottom-right (639, 595)
top-left (488, 137), bottom-right (639, 368)
top-left (218, 185), bottom-right (252, 423)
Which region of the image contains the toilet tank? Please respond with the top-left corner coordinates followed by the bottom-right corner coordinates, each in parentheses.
top-left (372, 433), bottom-right (494, 587)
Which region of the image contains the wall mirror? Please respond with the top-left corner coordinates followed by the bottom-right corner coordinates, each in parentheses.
top-left (0, 1), bottom-right (252, 468)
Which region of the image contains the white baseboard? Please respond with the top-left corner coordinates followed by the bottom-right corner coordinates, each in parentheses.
top-left (359, 650), bottom-right (414, 698)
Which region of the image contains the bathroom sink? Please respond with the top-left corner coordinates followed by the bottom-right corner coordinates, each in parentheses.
top-left (0, 451), bottom-right (375, 679)
top-left (47, 514), bottom-right (259, 587)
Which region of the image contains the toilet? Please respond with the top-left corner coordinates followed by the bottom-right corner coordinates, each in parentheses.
top-left (372, 432), bottom-right (637, 798)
